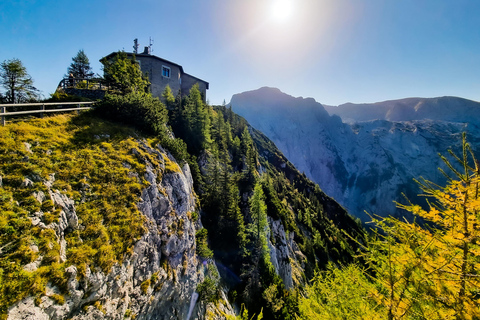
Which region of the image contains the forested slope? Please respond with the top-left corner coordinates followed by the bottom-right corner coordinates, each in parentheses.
top-left (0, 54), bottom-right (364, 320)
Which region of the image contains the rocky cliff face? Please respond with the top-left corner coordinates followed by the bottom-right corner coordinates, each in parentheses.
top-left (230, 87), bottom-right (480, 221)
top-left (7, 141), bottom-right (234, 320)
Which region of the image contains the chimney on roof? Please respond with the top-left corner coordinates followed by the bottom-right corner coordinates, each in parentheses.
top-left (142, 46), bottom-right (150, 55)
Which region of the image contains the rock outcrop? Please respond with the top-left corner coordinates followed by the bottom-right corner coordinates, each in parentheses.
top-left (8, 142), bottom-right (234, 320)
top-left (267, 218), bottom-right (306, 289)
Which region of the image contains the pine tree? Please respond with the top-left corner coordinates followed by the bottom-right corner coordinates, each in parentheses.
top-left (0, 58), bottom-right (39, 103)
top-left (297, 263), bottom-right (386, 319)
top-left (230, 181), bottom-right (248, 257)
top-left (241, 127), bottom-right (258, 184)
top-left (166, 87), bottom-right (184, 136)
top-left (297, 134), bottom-right (480, 320)
top-left (249, 183), bottom-right (269, 259)
top-left (161, 85), bottom-right (176, 109)
top-left (67, 49), bottom-right (94, 79)
top-left (182, 84), bottom-right (212, 152)
top-left (100, 51), bottom-right (149, 94)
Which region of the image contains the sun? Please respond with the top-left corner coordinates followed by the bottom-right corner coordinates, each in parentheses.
top-left (269, 0), bottom-right (294, 23)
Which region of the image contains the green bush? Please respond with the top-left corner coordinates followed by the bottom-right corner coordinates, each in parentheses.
top-left (197, 277), bottom-right (219, 303)
top-left (50, 294), bottom-right (65, 305)
top-left (160, 137), bottom-right (189, 164)
top-left (95, 92), bottom-right (167, 136)
top-left (48, 91), bottom-right (91, 102)
top-left (195, 228), bottom-right (213, 259)
top-left (140, 279), bottom-right (151, 294)
top-left (41, 200), bottom-right (55, 212)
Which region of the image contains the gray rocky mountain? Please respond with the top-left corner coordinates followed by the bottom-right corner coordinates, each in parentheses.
top-left (230, 87), bottom-right (480, 222)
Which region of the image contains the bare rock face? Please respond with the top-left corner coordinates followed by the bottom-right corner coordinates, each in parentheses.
top-left (231, 87), bottom-right (480, 221)
top-left (8, 142), bottom-right (234, 320)
top-left (267, 218), bottom-right (306, 290)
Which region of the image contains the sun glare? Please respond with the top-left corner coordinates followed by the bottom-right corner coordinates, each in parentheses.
top-left (270, 0), bottom-right (294, 23)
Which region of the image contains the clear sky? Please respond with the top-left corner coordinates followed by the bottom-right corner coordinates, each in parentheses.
top-left (2, 0), bottom-right (480, 106)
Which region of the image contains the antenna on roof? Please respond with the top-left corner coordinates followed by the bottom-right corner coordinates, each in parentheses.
top-left (148, 37), bottom-right (154, 54)
top-left (133, 38), bottom-right (139, 54)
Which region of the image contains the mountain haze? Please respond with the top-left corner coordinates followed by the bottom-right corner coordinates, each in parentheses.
top-left (230, 87), bottom-right (480, 221)
top-left (325, 96), bottom-right (480, 124)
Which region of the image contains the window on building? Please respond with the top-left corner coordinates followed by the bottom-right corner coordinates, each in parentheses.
top-left (162, 66), bottom-right (171, 78)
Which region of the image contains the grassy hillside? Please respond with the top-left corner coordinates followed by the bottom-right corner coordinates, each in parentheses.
top-left (0, 113), bottom-right (175, 317)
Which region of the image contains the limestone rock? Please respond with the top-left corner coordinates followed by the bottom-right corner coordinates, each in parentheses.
top-left (50, 190), bottom-right (78, 230)
top-left (8, 142), bottom-right (234, 320)
top-left (23, 142), bottom-right (33, 153)
top-left (7, 297), bottom-right (49, 320)
top-left (20, 178), bottom-right (34, 188)
top-left (267, 218), bottom-right (294, 289)
top-left (32, 190), bottom-right (46, 203)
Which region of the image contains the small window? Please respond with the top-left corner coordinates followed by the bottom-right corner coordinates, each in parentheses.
top-left (162, 66), bottom-right (171, 78)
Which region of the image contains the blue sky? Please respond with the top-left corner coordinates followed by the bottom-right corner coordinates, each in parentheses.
top-left (2, 0), bottom-right (480, 106)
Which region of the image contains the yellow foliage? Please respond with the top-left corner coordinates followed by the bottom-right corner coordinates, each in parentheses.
top-left (384, 133), bottom-right (480, 319)
top-left (298, 134), bottom-right (480, 320)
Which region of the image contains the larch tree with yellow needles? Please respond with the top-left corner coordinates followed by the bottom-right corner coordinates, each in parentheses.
top-left (297, 133), bottom-right (479, 320)
top-left (372, 132), bottom-right (480, 319)
top-left (398, 132), bottom-right (480, 319)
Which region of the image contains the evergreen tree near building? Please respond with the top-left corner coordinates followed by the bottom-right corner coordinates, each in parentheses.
top-left (182, 84), bottom-right (212, 153)
top-left (67, 49), bottom-right (94, 79)
top-left (100, 51), bottom-right (149, 95)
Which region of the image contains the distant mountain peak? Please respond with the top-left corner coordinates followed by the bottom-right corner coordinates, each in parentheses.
top-left (231, 87), bottom-right (480, 221)
top-left (326, 96), bottom-right (480, 124)
top-left (231, 87), bottom-right (330, 122)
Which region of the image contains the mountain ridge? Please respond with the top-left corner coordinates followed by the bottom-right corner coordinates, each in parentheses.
top-left (326, 95), bottom-right (480, 125)
top-left (230, 87), bottom-right (480, 221)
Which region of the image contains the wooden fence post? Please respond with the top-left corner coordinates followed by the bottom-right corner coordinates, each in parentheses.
top-left (1, 106), bottom-right (5, 126)
top-left (41, 104), bottom-right (45, 118)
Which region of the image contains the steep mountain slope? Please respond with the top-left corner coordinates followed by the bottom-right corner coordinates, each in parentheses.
top-left (0, 115), bottom-right (233, 320)
top-left (230, 87), bottom-right (480, 221)
top-left (1, 98), bottom-right (363, 319)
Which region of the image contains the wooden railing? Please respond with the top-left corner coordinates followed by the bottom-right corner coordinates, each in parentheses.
top-left (58, 78), bottom-right (110, 91)
top-left (1, 101), bottom-right (95, 126)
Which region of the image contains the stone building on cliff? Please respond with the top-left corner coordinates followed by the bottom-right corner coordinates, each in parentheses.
top-left (103, 47), bottom-right (209, 102)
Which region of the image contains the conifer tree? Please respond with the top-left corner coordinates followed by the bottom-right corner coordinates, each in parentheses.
top-left (165, 86), bottom-right (184, 136)
top-left (183, 84), bottom-right (212, 152)
top-left (100, 51), bottom-right (149, 94)
top-left (249, 183), bottom-right (269, 259)
top-left (0, 58), bottom-right (39, 103)
top-left (163, 85), bottom-right (181, 132)
top-left (67, 49), bottom-right (94, 79)
top-left (297, 134), bottom-right (480, 320)
top-left (241, 127), bottom-right (258, 183)
top-left (162, 85), bottom-right (176, 109)
top-left (395, 132), bottom-right (480, 319)
top-left (230, 181), bottom-right (248, 257)
top-left (297, 263), bottom-right (386, 319)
